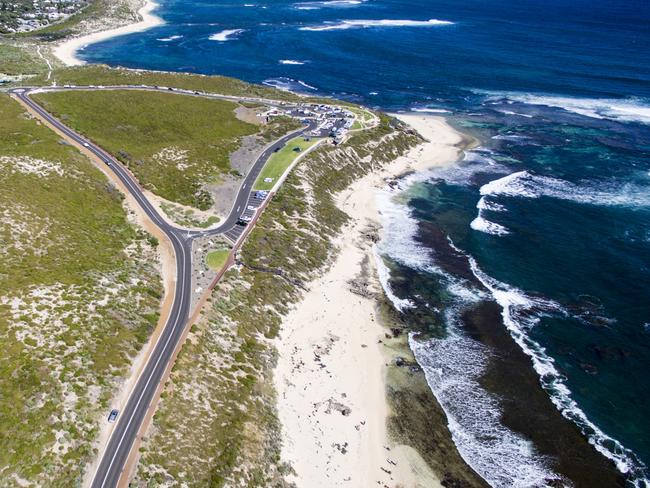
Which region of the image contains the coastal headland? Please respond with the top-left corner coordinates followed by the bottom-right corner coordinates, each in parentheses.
top-left (1, 0), bottom-right (640, 485)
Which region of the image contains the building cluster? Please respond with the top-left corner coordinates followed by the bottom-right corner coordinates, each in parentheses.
top-left (263, 102), bottom-right (355, 143)
top-left (0, 0), bottom-right (87, 33)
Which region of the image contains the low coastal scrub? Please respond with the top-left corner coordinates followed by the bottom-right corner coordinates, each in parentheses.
top-left (33, 89), bottom-right (257, 209)
top-left (0, 41), bottom-right (49, 77)
top-left (133, 115), bottom-right (421, 486)
top-left (30, 65), bottom-right (304, 101)
top-left (0, 94), bottom-right (163, 485)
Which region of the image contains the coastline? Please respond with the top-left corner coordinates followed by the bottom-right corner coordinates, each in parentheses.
top-left (53, 0), bottom-right (164, 66)
top-left (274, 115), bottom-right (467, 487)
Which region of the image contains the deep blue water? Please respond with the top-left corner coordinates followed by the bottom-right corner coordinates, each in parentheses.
top-left (80, 0), bottom-right (650, 485)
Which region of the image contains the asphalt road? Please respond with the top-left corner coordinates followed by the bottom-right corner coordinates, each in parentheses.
top-left (8, 86), bottom-right (316, 488)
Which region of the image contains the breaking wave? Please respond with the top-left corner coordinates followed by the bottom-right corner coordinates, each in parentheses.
top-left (478, 170), bottom-right (650, 208)
top-left (470, 214), bottom-right (509, 236)
top-left (410, 332), bottom-right (562, 487)
top-left (372, 246), bottom-right (414, 311)
top-left (481, 91), bottom-right (650, 125)
top-left (157, 35), bottom-right (183, 42)
top-left (411, 107), bottom-right (451, 113)
top-left (299, 18), bottom-right (454, 31)
top-left (374, 168), bottom-right (649, 485)
top-left (209, 29), bottom-right (246, 41)
top-left (467, 254), bottom-right (649, 484)
top-left (262, 77), bottom-right (318, 92)
top-left (293, 0), bottom-right (365, 10)
top-left (374, 189), bottom-right (436, 272)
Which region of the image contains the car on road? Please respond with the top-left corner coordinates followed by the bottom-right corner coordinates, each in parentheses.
top-left (108, 409), bottom-right (119, 423)
top-left (83, 142), bottom-right (90, 147)
top-left (273, 147), bottom-right (281, 152)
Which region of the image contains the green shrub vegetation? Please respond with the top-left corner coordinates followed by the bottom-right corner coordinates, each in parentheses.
top-left (0, 93), bottom-right (162, 486)
top-left (29, 65), bottom-right (304, 102)
top-left (0, 42), bottom-right (48, 76)
top-left (33, 89), bottom-right (258, 209)
top-left (254, 136), bottom-right (320, 190)
top-left (134, 114), bottom-right (421, 486)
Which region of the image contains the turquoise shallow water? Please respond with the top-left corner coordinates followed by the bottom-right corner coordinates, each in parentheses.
top-left (81, 0), bottom-right (650, 485)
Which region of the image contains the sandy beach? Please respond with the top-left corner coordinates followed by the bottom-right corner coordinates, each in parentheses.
top-left (274, 115), bottom-right (465, 487)
top-left (53, 0), bottom-right (164, 66)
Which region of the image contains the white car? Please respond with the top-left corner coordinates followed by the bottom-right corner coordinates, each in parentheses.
top-left (83, 142), bottom-right (90, 147)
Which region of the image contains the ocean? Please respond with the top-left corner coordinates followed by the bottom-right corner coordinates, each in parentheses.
top-left (78, 0), bottom-right (650, 485)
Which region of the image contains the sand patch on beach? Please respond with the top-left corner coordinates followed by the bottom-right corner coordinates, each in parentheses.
top-left (53, 0), bottom-right (164, 66)
top-left (274, 114), bottom-right (463, 487)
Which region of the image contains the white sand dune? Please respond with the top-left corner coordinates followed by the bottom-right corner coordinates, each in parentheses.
top-left (274, 115), bottom-right (464, 487)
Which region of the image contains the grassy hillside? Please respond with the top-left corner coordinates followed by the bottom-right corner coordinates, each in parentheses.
top-left (33, 89), bottom-right (258, 209)
top-left (0, 42), bottom-right (48, 76)
top-left (0, 93), bottom-right (162, 486)
top-left (133, 116), bottom-right (422, 487)
top-left (30, 65), bottom-right (303, 102)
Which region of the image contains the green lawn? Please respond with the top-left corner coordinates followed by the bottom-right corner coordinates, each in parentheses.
top-left (347, 106), bottom-right (376, 129)
top-left (0, 93), bottom-right (162, 485)
top-left (33, 89), bottom-right (258, 209)
top-left (253, 137), bottom-right (320, 190)
top-left (206, 249), bottom-right (231, 271)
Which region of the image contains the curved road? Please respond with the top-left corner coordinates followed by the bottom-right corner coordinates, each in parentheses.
top-left (9, 86), bottom-right (318, 488)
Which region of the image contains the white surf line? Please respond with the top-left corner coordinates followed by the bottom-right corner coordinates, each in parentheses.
top-left (36, 45), bottom-right (53, 82)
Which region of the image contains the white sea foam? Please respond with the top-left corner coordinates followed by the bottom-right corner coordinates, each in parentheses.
top-left (411, 107), bottom-right (451, 113)
top-left (479, 170), bottom-right (650, 208)
top-left (492, 134), bottom-right (531, 142)
top-left (497, 109), bottom-right (534, 118)
top-left (157, 35), bottom-right (183, 42)
top-left (294, 0), bottom-right (364, 10)
top-left (372, 246), bottom-right (414, 311)
top-left (477, 195), bottom-right (506, 212)
top-left (209, 29), bottom-right (246, 41)
top-left (371, 142), bottom-right (649, 484)
top-left (297, 80), bottom-right (317, 90)
top-left (279, 59), bottom-right (306, 65)
top-left (466, 254), bottom-right (649, 483)
top-left (410, 332), bottom-right (562, 487)
top-left (483, 91), bottom-right (650, 125)
top-left (262, 77), bottom-right (316, 92)
top-left (299, 18), bottom-right (454, 31)
top-left (470, 215), bottom-right (509, 235)
top-left (375, 189), bottom-right (436, 272)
